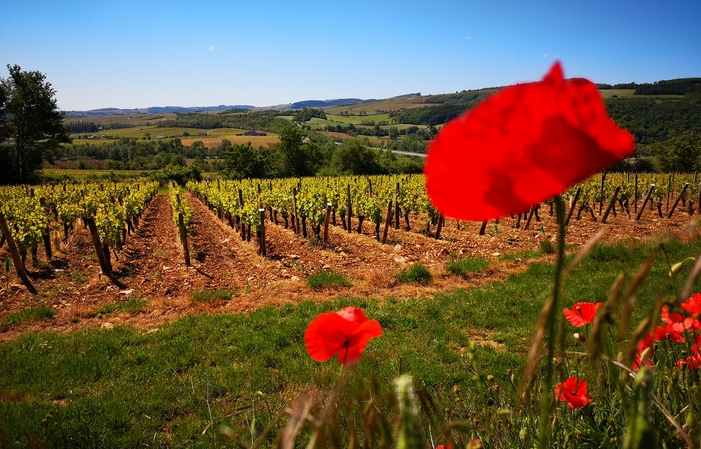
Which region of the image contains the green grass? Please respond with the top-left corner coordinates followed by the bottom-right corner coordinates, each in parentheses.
top-left (396, 263), bottom-right (432, 285)
top-left (446, 257), bottom-right (490, 277)
top-left (307, 271), bottom-right (352, 289)
top-left (1, 236), bottom-right (701, 447)
top-left (1, 306), bottom-right (55, 327)
top-left (98, 297), bottom-right (148, 316)
top-left (191, 289), bottom-right (234, 302)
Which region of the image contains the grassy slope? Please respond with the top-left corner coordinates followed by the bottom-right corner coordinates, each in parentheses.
top-left (1, 235), bottom-right (700, 447)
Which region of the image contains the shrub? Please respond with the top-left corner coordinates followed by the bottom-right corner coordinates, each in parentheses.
top-left (307, 271), bottom-right (352, 289)
top-left (192, 289), bottom-right (233, 302)
top-left (397, 263), bottom-right (432, 285)
top-left (446, 257), bottom-right (489, 277)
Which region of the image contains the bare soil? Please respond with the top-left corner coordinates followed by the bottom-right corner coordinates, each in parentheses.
top-left (1, 193), bottom-right (699, 341)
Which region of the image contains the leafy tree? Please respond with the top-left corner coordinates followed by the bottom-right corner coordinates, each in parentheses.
top-left (331, 139), bottom-right (381, 175)
top-left (0, 65), bottom-right (70, 184)
top-left (649, 131), bottom-right (701, 172)
top-left (223, 142), bottom-right (270, 179)
top-left (276, 125), bottom-right (308, 176)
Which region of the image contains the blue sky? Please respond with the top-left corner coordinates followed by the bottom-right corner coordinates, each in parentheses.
top-left (2, 0), bottom-right (699, 111)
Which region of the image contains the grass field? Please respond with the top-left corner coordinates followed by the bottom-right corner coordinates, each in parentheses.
top-left (2, 235), bottom-right (700, 447)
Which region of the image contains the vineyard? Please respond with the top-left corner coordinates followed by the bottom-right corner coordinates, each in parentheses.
top-left (1, 172), bottom-right (700, 340)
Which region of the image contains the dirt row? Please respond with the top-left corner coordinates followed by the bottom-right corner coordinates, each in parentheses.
top-left (1, 192), bottom-right (699, 341)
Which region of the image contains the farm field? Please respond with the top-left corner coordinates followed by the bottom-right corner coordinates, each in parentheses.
top-left (1, 173), bottom-right (699, 340)
top-left (2, 174), bottom-right (701, 447)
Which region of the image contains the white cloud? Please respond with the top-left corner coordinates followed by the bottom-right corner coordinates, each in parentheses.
top-left (543, 53), bottom-right (548, 58)
top-left (209, 45), bottom-right (214, 51)
top-left (465, 35), bottom-right (471, 40)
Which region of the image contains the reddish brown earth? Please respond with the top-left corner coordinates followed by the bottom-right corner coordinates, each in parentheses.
top-left (1, 193), bottom-right (699, 341)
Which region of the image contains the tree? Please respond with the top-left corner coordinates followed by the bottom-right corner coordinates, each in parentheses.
top-left (0, 65), bottom-right (70, 184)
top-left (331, 139), bottom-right (381, 175)
top-left (277, 125), bottom-right (308, 176)
top-left (223, 142), bottom-right (270, 179)
top-left (650, 131), bottom-right (701, 172)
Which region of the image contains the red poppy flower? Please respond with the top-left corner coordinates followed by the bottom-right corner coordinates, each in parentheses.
top-left (304, 306), bottom-right (382, 367)
top-left (554, 376), bottom-right (593, 409)
top-left (663, 293), bottom-right (701, 333)
top-left (652, 324), bottom-right (685, 344)
top-left (424, 62), bottom-right (635, 221)
top-left (634, 333), bottom-right (654, 371)
top-left (563, 302), bottom-right (602, 327)
top-left (677, 336), bottom-right (701, 369)
top-left (436, 446), bottom-right (452, 449)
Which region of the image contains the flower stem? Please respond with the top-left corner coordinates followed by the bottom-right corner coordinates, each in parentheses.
top-left (538, 195), bottom-right (566, 449)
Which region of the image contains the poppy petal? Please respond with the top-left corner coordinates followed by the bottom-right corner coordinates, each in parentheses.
top-left (563, 302), bottom-right (601, 327)
top-left (336, 306), bottom-right (368, 324)
top-left (337, 319), bottom-right (383, 366)
top-left (304, 313), bottom-right (357, 362)
top-left (425, 62), bottom-right (635, 221)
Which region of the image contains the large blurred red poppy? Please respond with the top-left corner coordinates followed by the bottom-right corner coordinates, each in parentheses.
top-left (425, 62), bottom-right (635, 221)
top-left (554, 376), bottom-right (593, 409)
top-left (304, 306), bottom-right (382, 367)
top-left (563, 302), bottom-right (601, 327)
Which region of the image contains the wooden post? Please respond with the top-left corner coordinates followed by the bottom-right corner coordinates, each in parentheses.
top-left (636, 185), bottom-right (656, 221)
top-left (598, 172), bottom-right (606, 215)
top-left (323, 203), bottom-right (332, 243)
top-left (697, 182), bottom-right (701, 215)
top-left (634, 172), bottom-right (638, 214)
top-left (346, 184), bottom-right (353, 234)
top-left (668, 183), bottom-right (689, 218)
top-left (479, 221), bottom-right (488, 236)
top-left (238, 189), bottom-right (246, 240)
top-left (178, 213), bottom-right (191, 266)
top-left (258, 209), bottom-right (266, 256)
top-left (666, 174), bottom-right (672, 214)
top-left (292, 187), bottom-right (300, 234)
top-left (0, 212), bottom-right (37, 294)
top-left (394, 182), bottom-right (401, 229)
top-left (601, 186), bottom-right (621, 224)
top-left (435, 215), bottom-right (445, 240)
top-left (382, 200), bottom-right (393, 243)
top-left (523, 206), bottom-right (536, 230)
top-left (84, 216), bottom-right (125, 288)
top-left (565, 187), bottom-right (582, 226)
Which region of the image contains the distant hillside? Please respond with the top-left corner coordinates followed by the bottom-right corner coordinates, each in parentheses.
top-left (65, 105), bottom-right (254, 118)
top-left (290, 99), bottom-right (363, 109)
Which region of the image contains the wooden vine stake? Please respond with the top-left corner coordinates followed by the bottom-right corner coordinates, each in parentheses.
top-left (668, 183), bottom-right (689, 218)
top-left (565, 187), bottom-right (582, 226)
top-left (635, 184), bottom-right (656, 221)
top-left (435, 215), bottom-right (445, 240)
top-left (346, 184), bottom-right (353, 234)
top-left (666, 174), bottom-right (673, 214)
top-left (634, 172), bottom-right (639, 214)
top-left (0, 211), bottom-right (37, 294)
top-left (238, 189), bottom-right (246, 240)
top-left (394, 183), bottom-right (401, 229)
top-left (601, 186), bottom-right (621, 224)
top-left (84, 215), bottom-right (125, 288)
top-left (382, 200), bottom-right (393, 243)
top-left (292, 187), bottom-right (300, 235)
top-left (258, 209), bottom-right (266, 256)
top-left (698, 182), bottom-right (701, 216)
top-left (178, 212), bottom-right (191, 266)
top-left (523, 206), bottom-right (536, 230)
top-left (479, 221), bottom-right (488, 236)
top-left (323, 203), bottom-right (332, 243)
top-left (598, 172), bottom-right (606, 215)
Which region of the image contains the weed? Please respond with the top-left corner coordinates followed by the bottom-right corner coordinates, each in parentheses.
top-left (98, 296), bottom-right (149, 316)
top-left (153, 250), bottom-right (169, 258)
top-left (192, 289), bottom-right (233, 302)
top-left (396, 263), bottom-right (432, 285)
top-left (446, 257), bottom-right (490, 277)
top-left (307, 271), bottom-right (352, 289)
top-left (71, 270), bottom-right (88, 284)
top-left (539, 238), bottom-right (556, 255)
top-left (2, 305), bottom-right (55, 326)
